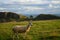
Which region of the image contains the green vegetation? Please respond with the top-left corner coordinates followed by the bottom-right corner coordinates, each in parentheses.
top-left (0, 19), bottom-right (60, 40)
top-left (20, 14), bottom-right (28, 21)
top-left (0, 12), bottom-right (20, 22)
top-left (34, 14), bottom-right (60, 20)
top-left (0, 12), bottom-right (28, 22)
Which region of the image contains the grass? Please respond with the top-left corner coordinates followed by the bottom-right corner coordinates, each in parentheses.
top-left (0, 19), bottom-right (60, 40)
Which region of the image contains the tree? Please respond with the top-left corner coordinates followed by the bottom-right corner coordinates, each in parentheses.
top-left (30, 15), bottom-right (33, 20)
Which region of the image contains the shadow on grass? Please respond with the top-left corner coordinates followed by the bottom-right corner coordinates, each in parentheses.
top-left (40, 36), bottom-right (60, 40)
top-left (6, 36), bottom-right (25, 40)
top-left (1, 35), bottom-right (60, 40)
top-left (6, 35), bottom-right (29, 40)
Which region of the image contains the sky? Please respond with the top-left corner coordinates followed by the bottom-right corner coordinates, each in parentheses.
top-left (0, 0), bottom-right (60, 15)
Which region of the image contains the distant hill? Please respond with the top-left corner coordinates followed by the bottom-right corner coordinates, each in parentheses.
top-left (34, 14), bottom-right (60, 20)
top-left (21, 13), bottom-right (60, 18)
top-left (19, 14), bottom-right (28, 21)
top-left (21, 13), bottom-right (39, 18)
top-left (0, 12), bottom-right (28, 22)
top-left (0, 12), bottom-right (20, 22)
top-left (53, 14), bottom-right (60, 17)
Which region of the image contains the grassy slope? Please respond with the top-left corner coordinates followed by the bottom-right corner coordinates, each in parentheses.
top-left (0, 19), bottom-right (60, 40)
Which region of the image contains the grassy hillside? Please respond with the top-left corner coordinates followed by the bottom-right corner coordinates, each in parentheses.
top-left (0, 19), bottom-right (60, 40)
top-left (34, 14), bottom-right (60, 20)
top-left (0, 12), bottom-right (20, 22)
top-left (19, 14), bottom-right (28, 21)
top-left (0, 12), bottom-right (28, 22)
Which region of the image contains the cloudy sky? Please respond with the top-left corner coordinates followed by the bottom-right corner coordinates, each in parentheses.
top-left (0, 0), bottom-right (60, 15)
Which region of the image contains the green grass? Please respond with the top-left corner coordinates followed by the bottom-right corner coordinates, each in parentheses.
top-left (0, 19), bottom-right (60, 40)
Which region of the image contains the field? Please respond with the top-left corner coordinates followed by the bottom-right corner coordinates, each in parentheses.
top-left (0, 19), bottom-right (60, 40)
